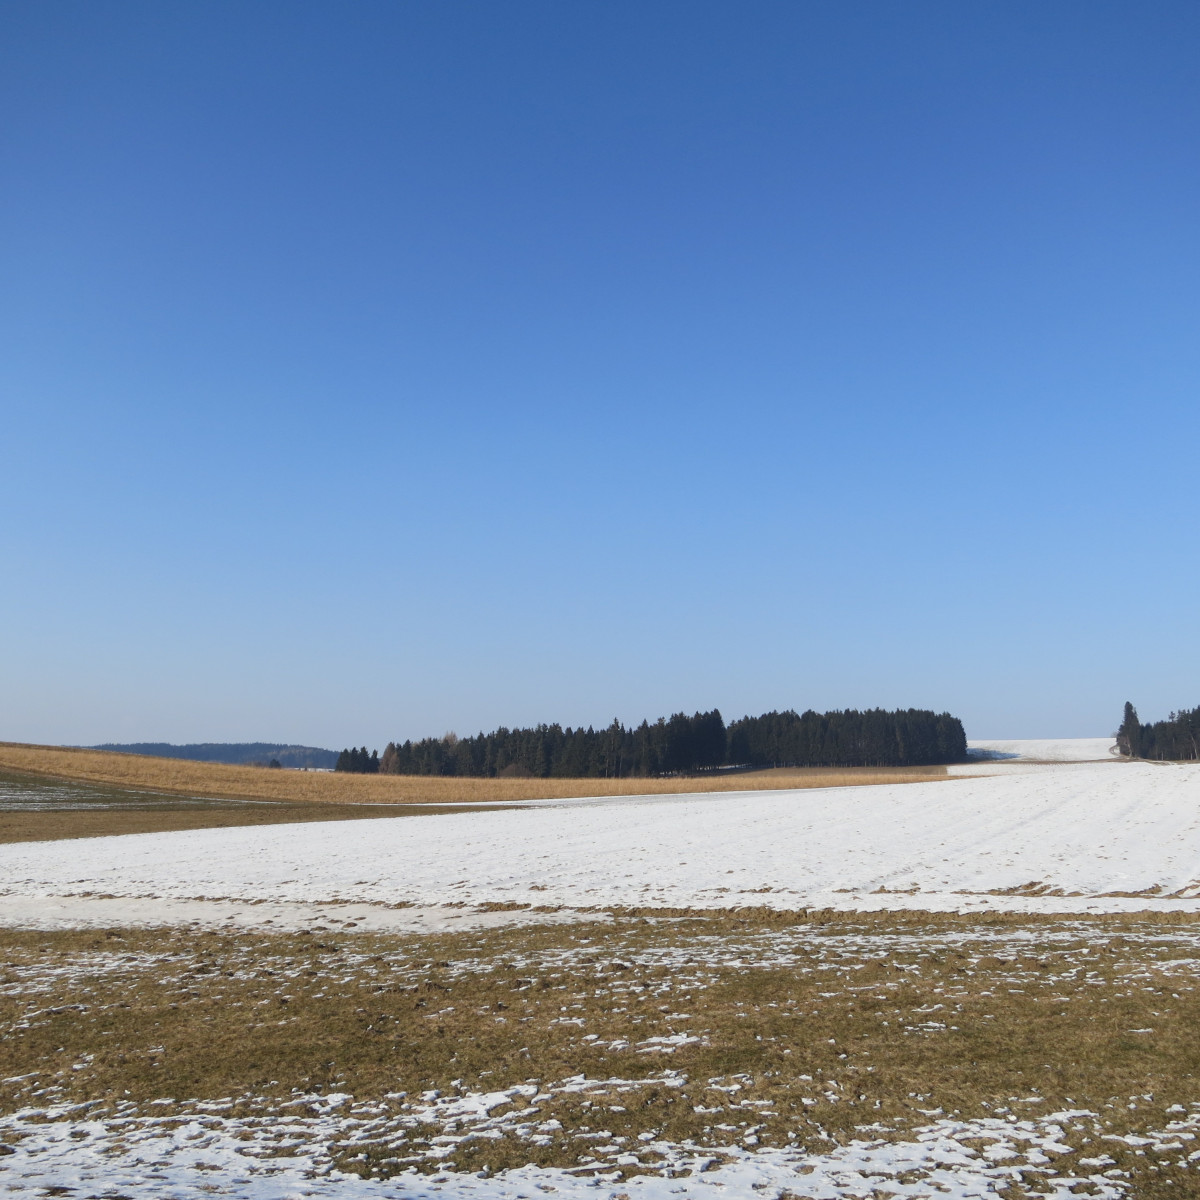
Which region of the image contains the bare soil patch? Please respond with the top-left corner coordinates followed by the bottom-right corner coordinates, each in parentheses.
top-left (0, 798), bottom-right (477, 845)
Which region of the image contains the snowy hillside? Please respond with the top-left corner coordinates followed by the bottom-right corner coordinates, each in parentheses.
top-left (2, 758), bottom-right (1199, 924)
top-left (968, 737), bottom-right (1118, 761)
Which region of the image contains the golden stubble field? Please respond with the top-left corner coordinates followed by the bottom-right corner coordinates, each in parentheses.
top-left (0, 741), bottom-right (949, 806)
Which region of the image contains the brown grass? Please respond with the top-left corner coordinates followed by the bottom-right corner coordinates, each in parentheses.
top-left (0, 741), bottom-right (951, 806)
top-left (2, 911), bottom-right (1198, 1195)
top-left (0, 800), bottom-right (479, 846)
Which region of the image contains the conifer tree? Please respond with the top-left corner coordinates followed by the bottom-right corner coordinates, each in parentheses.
top-left (1117, 701), bottom-right (1141, 759)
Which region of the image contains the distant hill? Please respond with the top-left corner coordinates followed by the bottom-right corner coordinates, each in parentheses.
top-left (91, 742), bottom-right (338, 769)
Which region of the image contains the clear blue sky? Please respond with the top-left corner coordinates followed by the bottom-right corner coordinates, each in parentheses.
top-left (2, 2), bottom-right (1197, 748)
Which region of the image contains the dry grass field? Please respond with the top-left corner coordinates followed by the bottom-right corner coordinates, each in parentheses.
top-left (0, 795), bottom-right (479, 846)
top-left (0, 741), bottom-right (949, 806)
top-left (3, 909), bottom-right (1199, 1197)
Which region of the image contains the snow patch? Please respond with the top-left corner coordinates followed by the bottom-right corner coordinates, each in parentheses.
top-left (0, 1097), bottom-right (1138, 1199)
top-left (3, 759), bottom-right (1200, 924)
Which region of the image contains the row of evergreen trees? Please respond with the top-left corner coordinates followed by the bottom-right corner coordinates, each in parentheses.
top-left (726, 707), bottom-right (967, 768)
top-left (1117, 702), bottom-right (1200, 761)
top-left (349, 707), bottom-right (967, 778)
top-left (335, 746), bottom-right (379, 774)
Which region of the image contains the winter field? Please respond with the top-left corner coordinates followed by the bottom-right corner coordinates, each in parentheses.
top-left (966, 737), bottom-right (1121, 763)
top-left (2, 739), bottom-right (1197, 925)
top-left (3, 739), bottom-right (1200, 1198)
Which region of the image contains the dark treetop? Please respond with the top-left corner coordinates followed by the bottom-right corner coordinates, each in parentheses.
top-left (1117, 701), bottom-right (1200, 761)
top-left (333, 707), bottom-right (969, 777)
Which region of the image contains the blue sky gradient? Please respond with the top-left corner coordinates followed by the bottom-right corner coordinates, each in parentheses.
top-left (2, 2), bottom-right (1198, 747)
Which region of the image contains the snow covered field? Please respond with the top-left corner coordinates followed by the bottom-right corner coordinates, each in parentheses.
top-left (967, 737), bottom-right (1118, 762)
top-left (1, 748), bottom-right (1198, 926)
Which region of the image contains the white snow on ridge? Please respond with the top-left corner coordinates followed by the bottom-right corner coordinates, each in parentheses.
top-left (0, 895), bottom-right (598, 934)
top-left (968, 737), bottom-right (1118, 761)
top-left (1, 759), bottom-right (1199, 922)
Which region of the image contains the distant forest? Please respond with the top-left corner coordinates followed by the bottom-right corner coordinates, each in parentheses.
top-left (1117, 702), bottom-right (1200, 761)
top-left (335, 747), bottom-right (379, 774)
top-left (336, 707), bottom-right (967, 777)
top-left (94, 743), bottom-right (339, 769)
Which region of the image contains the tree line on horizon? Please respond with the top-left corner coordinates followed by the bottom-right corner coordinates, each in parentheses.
top-left (335, 707), bottom-right (968, 777)
top-left (335, 746), bottom-right (379, 773)
top-left (1117, 701), bottom-right (1200, 761)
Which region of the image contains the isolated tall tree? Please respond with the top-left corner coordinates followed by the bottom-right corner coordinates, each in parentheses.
top-left (1117, 702), bottom-right (1141, 759)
